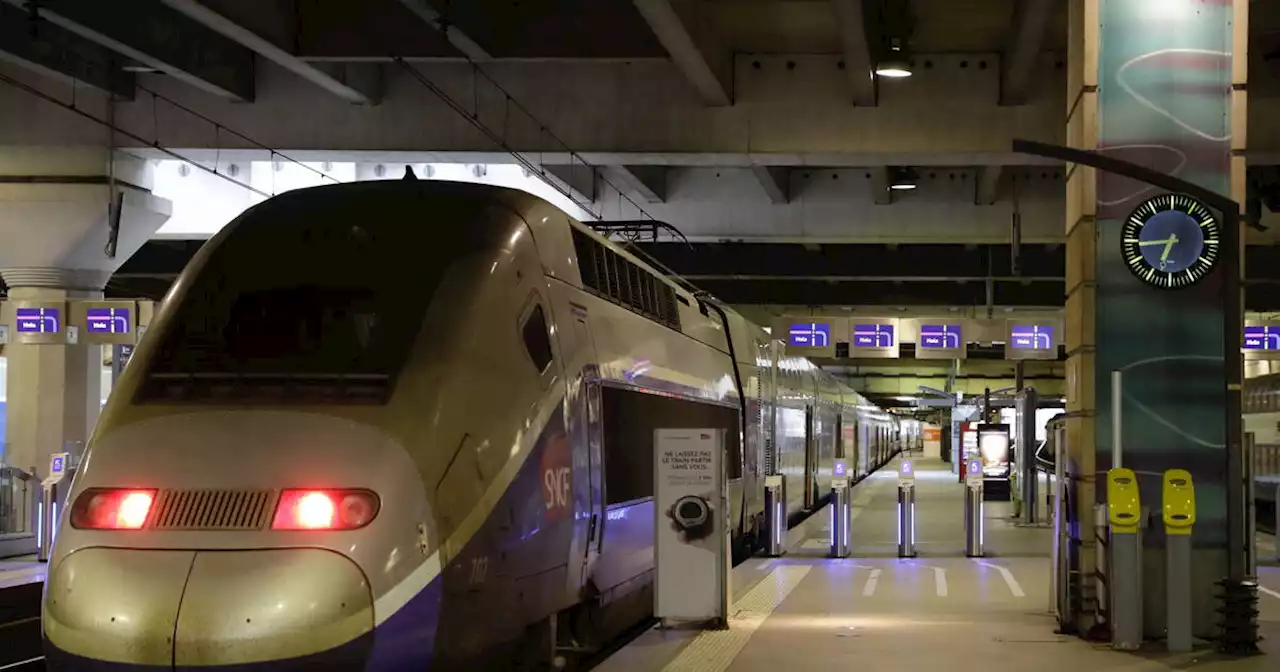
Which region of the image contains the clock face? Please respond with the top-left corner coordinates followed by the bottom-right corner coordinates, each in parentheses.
top-left (1121, 193), bottom-right (1220, 289)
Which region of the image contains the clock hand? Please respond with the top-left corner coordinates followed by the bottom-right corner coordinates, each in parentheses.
top-left (1160, 233), bottom-right (1179, 266)
top-left (1139, 237), bottom-right (1174, 247)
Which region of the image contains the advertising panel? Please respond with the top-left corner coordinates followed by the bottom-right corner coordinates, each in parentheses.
top-left (654, 428), bottom-right (729, 626)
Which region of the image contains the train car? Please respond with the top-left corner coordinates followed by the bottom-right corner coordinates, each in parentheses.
top-left (42, 180), bottom-right (899, 671)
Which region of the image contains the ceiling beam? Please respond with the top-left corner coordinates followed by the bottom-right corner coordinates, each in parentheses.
top-left (870, 167), bottom-right (892, 204)
top-left (602, 165), bottom-right (667, 203)
top-left (0, 3), bottom-right (134, 99)
top-left (543, 164), bottom-right (597, 204)
top-left (1000, 0), bottom-right (1057, 106)
top-left (394, 0), bottom-right (491, 60)
top-left (159, 0), bottom-right (380, 105)
top-left (975, 166), bottom-right (1004, 204)
top-left (5, 0), bottom-right (254, 101)
top-left (751, 166), bottom-right (790, 204)
top-left (831, 0), bottom-right (877, 106)
top-left (632, 0), bottom-right (732, 106)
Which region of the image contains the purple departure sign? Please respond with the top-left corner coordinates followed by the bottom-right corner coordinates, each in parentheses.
top-left (1244, 326), bottom-right (1280, 351)
top-left (853, 323), bottom-right (895, 348)
top-left (15, 307), bottom-right (60, 334)
top-left (1010, 325), bottom-right (1053, 350)
top-left (834, 460), bottom-right (847, 477)
top-left (86, 307), bottom-right (131, 334)
top-left (789, 322), bottom-right (830, 348)
top-left (919, 324), bottom-right (962, 349)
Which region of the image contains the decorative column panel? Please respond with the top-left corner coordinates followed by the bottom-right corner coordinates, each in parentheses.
top-left (1063, 0), bottom-right (1101, 636)
top-left (1091, 0), bottom-right (1241, 638)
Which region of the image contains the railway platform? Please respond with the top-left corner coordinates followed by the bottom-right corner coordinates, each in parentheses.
top-left (598, 457), bottom-right (1280, 672)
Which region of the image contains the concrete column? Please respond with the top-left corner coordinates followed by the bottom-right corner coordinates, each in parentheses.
top-left (0, 146), bottom-right (170, 476)
top-left (1065, 0), bottom-right (1248, 639)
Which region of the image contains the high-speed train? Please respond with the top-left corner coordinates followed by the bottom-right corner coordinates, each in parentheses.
top-left (43, 180), bottom-right (902, 671)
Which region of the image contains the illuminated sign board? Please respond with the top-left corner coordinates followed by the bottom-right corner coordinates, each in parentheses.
top-left (86, 307), bottom-right (131, 334)
top-left (789, 322), bottom-right (831, 348)
top-left (16, 307), bottom-right (60, 334)
top-left (853, 323), bottom-right (895, 348)
top-left (1244, 325), bottom-right (1280, 351)
top-left (1010, 324), bottom-right (1054, 350)
top-left (919, 324), bottom-right (962, 349)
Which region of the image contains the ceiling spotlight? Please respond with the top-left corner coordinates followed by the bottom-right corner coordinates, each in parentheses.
top-left (876, 39), bottom-right (913, 78)
top-left (889, 167), bottom-right (918, 191)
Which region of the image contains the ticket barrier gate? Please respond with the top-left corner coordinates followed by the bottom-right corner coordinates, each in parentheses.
top-left (764, 475), bottom-right (786, 557)
top-left (830, 460), bottom-right (851, 558)
top-left (898, 460), bottom-right (917, 558)
top-left (37, 452), bottom-right (73, 563)
top-left (964, 458), bottom-right (984, 557)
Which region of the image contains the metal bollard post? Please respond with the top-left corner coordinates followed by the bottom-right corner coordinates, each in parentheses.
top-left (1107, 468), bottom-right (1143, 650)
top-left (764, 475), bottom-right (786, 557)
top-left (1244, 433), bottom-right (1257, 576)
top-left (1162, 470), bottom-right (1196, 652)
top-left (830, 461), bottom-right (851, 558)
top-left (965, 457), bottom-right (984, 557)
top-left (38, 481), bottom-right (57, 562)
top-left (898, 460), bottom-right (917, 558)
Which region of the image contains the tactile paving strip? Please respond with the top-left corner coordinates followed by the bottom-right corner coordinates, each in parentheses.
top-left (661, 565), bottom-right (811, 672)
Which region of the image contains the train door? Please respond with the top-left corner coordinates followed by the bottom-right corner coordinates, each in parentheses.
top-left (570, 316), bottom-right (603, 589)
top-left (803, 404), bottom-right (816, 509)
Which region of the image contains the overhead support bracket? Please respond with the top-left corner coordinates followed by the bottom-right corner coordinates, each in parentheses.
top-left (975, 166), bottom-right (1004, 205)
top-left (160, 0), bottom-right (380, 105)
top-left (603, 165), bottom-right (668, 203)
top-left (394, 0), bottom-right (492, 60)
top-left (632, 0), bottom-right (732, 106)
top-left (544, 165), bottom-right (598, 205)
top-left (751, 166), bottom-right (790, 204)
top-left (1000, 0), bottom-right (1057, 105)
top-left (0, 3), bottom-right (134, 99)
top-left (870, 167), bottom-right (892, 205)
top-left (831, 0), bottom-right (877, 106)
top-left (6, 0), bottom-right (255, 101)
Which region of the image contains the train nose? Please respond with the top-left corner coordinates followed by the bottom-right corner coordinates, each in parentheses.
top-left (44, 548), bottom-right (375, 670)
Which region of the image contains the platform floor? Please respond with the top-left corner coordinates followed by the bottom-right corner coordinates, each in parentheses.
top-left (600, 457), bottom-right (1280, 672)
top-left (0, 556), bottom-right (43, 590)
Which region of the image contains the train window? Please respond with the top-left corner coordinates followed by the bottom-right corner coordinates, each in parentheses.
top-left (136, 185), bottom-right (493, 404)
top-left (521, 304), bottom-right (555, 373)
top-left (601, 386), bottom-right (742, 505)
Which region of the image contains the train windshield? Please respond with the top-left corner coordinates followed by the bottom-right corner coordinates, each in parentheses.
top-left (136, 186), bottom-right (490, 404)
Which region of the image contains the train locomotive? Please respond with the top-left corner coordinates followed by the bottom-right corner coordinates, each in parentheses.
top-left (43, 180), bottom-right (904, 670)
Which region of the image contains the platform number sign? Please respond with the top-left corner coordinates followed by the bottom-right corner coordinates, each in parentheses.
top-left (1121, 193), bottom-right (1220, 289)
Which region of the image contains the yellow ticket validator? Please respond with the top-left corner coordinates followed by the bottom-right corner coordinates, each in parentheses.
top-left (1107, 468), bottom-right (1141, 534)
top-left (1162, 469), bottom-right (1195, 535)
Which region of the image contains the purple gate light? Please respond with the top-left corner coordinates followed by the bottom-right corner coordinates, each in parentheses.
top-left (919, 324), bottom-right (962, 349)
top-left (15, 307), bottom-right (61, 334)
top-left (789, 323), bottom-right (830, 348)
top-left (86, 307), bottom-right (132, 335)
top-left (853, 323), bottom-right (895, 348)
top-left (1010, 325), bottom-right (1053, 350)
top-left (1244, 326), bottom-right (1280, 351)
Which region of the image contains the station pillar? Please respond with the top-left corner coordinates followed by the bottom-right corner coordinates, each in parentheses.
top-left (0, 146), bottom-right (170, 476)
top-left (1064, 0), bottom-right (1249, 639)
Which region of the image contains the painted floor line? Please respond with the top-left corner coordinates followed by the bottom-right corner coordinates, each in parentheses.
top-left (863, 568), bottom-right (881, 596)
top-left (979, 561), bottom-right (1026, 597)
top-left (1259, 584), bottom-right (1280, 601)
top-left (754, 559), bottom-right (775, 571)
top-left (661, 565), bottom-right (811, 672)
top-left (933, 566), bottom-right (948, 597)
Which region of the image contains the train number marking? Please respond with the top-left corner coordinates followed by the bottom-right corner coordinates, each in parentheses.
top-left (544, 467), bottom-right (571, 510)
top-left (469, 556), bottom-right (489, 586)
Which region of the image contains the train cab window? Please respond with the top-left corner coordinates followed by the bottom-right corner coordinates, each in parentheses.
top-left (136, 185), bottom-right (495, 404)
top-left (521, 305), bottom-right (554, 373)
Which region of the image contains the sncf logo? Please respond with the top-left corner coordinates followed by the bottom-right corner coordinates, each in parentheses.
top-left (540, 432), bottom-right (571, 522)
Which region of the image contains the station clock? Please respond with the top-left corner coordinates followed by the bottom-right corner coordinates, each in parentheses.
top-left (1120, 193), bottom-right (1220, 289)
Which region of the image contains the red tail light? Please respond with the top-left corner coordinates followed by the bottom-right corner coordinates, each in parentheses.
top-left (271, 489), bottom-right (379, 530)
top-left (70, 489), bottom-right (157, 530)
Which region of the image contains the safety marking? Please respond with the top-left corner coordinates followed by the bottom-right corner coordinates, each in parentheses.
top-left (932, 567), bottom-right (948, 597)
top-left (862, 568), bottom-right (881, 596)
top-left (979, 562), bottom-right (1025, 598)
top-left (754, 559), bottom-right (775, 571)
top-left (0, 656), bottom-right (44, 670)
top-left (661, 565), bottom-right (811, 672)
top-left (1259, 585), bottom-right (1280, 601)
